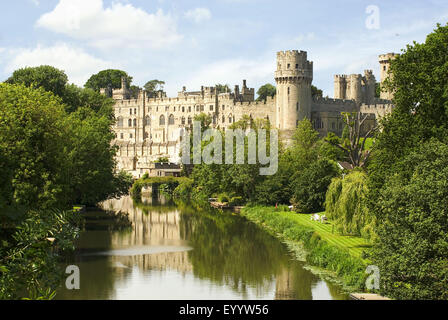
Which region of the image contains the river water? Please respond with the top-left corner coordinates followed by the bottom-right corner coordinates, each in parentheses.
top-left (56, 195), bottom-right (348, 300)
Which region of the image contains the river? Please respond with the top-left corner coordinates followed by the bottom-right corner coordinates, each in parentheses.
top-left (56, 195), bottom-right (348, 300)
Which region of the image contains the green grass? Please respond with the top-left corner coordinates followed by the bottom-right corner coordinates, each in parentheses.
top-left (279, 212), bottom-right (371, 258)
top-left (241, 206), bottom-right (370, 291)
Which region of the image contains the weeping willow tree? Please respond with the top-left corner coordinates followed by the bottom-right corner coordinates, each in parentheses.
top-left (325, 170), bottom-right (375, 239)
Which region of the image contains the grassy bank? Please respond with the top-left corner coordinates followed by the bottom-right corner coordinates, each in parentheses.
top-left (241, 206), bottom-right (370, 291)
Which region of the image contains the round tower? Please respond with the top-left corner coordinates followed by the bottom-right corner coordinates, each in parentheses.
top-left (379, 53), bottom-right (399, 100)
top-left (275, 50), bottom-right (313, 131)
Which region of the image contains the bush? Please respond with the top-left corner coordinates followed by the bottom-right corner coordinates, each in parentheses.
top-left (228, 196), bottom-right (244, 206)
top-left (217, 193), bottom-right (230, 203)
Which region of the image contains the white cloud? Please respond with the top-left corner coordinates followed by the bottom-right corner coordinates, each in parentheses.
top-left (5, 44), bottom-right (114, 86)
top-left (184, 8), bottom-right (212, 24)
top-left (36, 0), bottom-right (182, 49)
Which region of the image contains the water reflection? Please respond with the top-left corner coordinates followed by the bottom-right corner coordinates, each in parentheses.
top-left (56, 195), bottom-right (348, 300)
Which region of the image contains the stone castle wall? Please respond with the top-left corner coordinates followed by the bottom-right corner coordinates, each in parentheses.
top-left (107, 50), bottom-right (396, 178)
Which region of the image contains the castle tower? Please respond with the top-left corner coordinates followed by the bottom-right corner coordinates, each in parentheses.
top-left (275, 50), bottom-right (313, 131)
top-left (379, 53), bottom-right (398, 100)
top-left (348, 74), bottom-right (363, 104)
top-left (364, 70), bottom-right (376, 105)
top-left (334, 75), bottom-right (347, 100)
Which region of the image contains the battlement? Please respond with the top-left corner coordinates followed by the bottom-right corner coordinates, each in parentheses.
top-left (379, 53), bottom-right (399, 62)
top-left (313, 96), bottom-right (357, 106)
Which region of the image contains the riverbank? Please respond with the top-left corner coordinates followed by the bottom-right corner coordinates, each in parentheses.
top-left (240, 206), bottom-right (370, 292)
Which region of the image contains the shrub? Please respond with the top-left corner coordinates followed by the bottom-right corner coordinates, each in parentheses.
top-left (228, 196), bottom-right (244, 206)
top-left (217, 193), bottom-right (230, 203)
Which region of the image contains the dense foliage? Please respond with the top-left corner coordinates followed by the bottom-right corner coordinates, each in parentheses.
top-left (367, 23), bottom-right (448, 299)
top-left (0, 66), bottom-right (132, 299)
top-left (291, 159), bottom-right (340, 213)
top-left (370, 140), bottom-right (448, 299)
top-left (84, 69), bottom-right (132, 92)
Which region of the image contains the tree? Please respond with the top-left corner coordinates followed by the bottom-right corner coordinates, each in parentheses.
top-left (325, 170), bottom-right (374, 239)
top-left (63, 107), bottom-right (132, 206)
top-left (0, 83), bottom-right (68, 211)
top-left (369, 23), bottom-right (448, 191)
top-left (6, 65), bottom-right (68, 97)
top-left (62, 84), bottom-right (115, 115)
top-left (85, 69), bottom-right (132, 92)
top-left (291, 159), bottom-right (340, 213)
top-left (370, 139), bottom-right (448, 299)
top-left (215, 84), bottom-right (231, 94)
top-left (144, 80), bottom-right (165, 96)
top-left (326, 112), bottom-right (376, 168)
top-left (256, 84), bottom-right (276, 101)
top-left (311, 85), bottom-right (323, 98)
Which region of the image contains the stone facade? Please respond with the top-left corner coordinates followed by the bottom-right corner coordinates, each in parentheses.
top-left (105, 50), bottom-right (396, 178)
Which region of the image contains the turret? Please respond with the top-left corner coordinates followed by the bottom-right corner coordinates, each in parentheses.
top-left (379, 53), bottom-right (399, 100)
top-left (275, 50), bottom-right (313, 131)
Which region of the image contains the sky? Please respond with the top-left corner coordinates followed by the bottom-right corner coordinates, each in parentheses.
top-left (1, 0), bottom-right (447, 97)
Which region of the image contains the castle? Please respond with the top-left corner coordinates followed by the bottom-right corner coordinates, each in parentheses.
top-left (104, 50), bottom-right (397, 178)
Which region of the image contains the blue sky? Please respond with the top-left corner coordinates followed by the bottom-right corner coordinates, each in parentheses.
top-left (1, 0), bottom-right (447, 97)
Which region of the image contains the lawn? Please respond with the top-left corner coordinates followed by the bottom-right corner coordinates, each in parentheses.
top-left (278, 211), bottom-right (371, 258)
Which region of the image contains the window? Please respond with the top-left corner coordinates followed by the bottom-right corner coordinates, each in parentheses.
top-left (188, 116), bottom-right (192, 124)
top-left (145, 116), bottom-right (151, 126)
top-left (181, 117), bottom-right (186, 125)
top-left (383, 66), bottom-right (386, 71)
top-left (296, 102), bottom-right (299, 111)
top-left (117, 117), bottom-right (123, 127)
top-left (295, 64), bottom-right (299, 69)
top-left (222, 105), bottom-right (225, 111)
top-left (182, 106), bottom-right (185, 112)
top-left (287, 87), bottom-right (290, 95)
top-left (287, 63), bottom-right (290, 69)
top-left (332, 122), bottom-right (335, 130)
top-left (130, 133), bottom-right (133, 139)
top-left (130, 109), bottom-right (132, 115)
top-left (133, 119), bottom-right (137, 127)
top-left (159, 115), bottom-right (165, 125)
top-left (229, 115), bottom-right (233, 123)
top-left (174, 107), bottom-right (176, 112)
top-left (156, 107), bottom-right (159, 112)
top-left (222, 116), bottom-right (225, 123)
top-left (188, 106), bottom-right (191, 112)
top-left (210, 105), bottom-right (214, 111)
top-left (168, 114), bottom-right (175, 125)
top-left (134, 108), bottom-right (137, 114)
top-left (128, 119), bottom-right (132, 127)
top-left (120, 133), bottom-right (124, 139)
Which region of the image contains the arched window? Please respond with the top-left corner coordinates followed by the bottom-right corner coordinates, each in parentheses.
top-left (181, 117), bottom-right (186, 125)
top-left (133, 119), bottom-right (137, 127)
top-left (182, 106), bottom-right (185, 112)
top-left (159, 115), bottom-right (165, 126)
top-left (145, 116), bottom-right (151, 126)
top-left (188, 116), bottom-right (192, 124)
top-left (117, 116), bottom-right (123, 127)
top-left (228, 114), bottom-right (233, 123)
top-left (128, 119), bottom-right (132, 127)
top-left (168, 114), bottom-right (175, 125)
